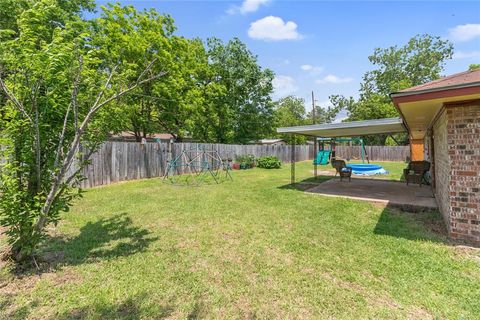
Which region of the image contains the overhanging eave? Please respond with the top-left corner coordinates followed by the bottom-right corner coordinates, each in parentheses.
top-left (277, 117), bottom-right (406, 138)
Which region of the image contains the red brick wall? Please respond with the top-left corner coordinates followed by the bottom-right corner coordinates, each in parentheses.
top-left (432, 109), bottom-right (451, 229)
top-left (445, 102), bottom-right (480, 245)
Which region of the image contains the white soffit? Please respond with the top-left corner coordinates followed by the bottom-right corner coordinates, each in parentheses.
top-left (277, 118), bottom-right (406, 137)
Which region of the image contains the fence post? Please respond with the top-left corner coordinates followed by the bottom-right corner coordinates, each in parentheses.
top-left (291, 140), bottom-right (296, 184)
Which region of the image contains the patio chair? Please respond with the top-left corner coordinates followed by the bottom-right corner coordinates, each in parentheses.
top-left (332, 159), bottom-right (352, 182)
top-left (403, 161), bottom-right (430, 186)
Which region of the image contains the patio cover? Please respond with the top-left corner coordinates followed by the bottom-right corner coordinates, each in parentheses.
top-left (277, 117), bottom-right (406, 137)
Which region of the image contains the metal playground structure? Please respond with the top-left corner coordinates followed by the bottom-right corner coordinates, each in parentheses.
top-left (163, 147), bottom-right (233, 185)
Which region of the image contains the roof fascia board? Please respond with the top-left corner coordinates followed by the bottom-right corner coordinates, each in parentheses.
top-left (390, 82), bottom-right (480, 103)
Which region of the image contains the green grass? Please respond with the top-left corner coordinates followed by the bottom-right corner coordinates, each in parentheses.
top-left (1, 161), bottom-right (479, 319)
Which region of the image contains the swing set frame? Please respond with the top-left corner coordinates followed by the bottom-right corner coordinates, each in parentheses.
top-left (317, 137), bottom-right (370, 164)
top-left (163, 147), bottom-right (233, 185)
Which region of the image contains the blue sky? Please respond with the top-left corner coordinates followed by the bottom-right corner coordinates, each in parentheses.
top-left (94, 0), bottom-right (480, 112)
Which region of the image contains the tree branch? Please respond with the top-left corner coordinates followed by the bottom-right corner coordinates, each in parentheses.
top-left (53, 103), bottom-right (71, 169)
top-left (91, 64), bottom-right (119, 112)
top-left (73, 56), bottom-right (83, 133)
top-left (79, 71), bottom-right (167, 132)
top-left (0, 75), bottom-right (33, 123)
top-left (54, 57), bottom-right (83, 169)
top-left (32, 81), bottom-right (42, 193)
top-left (34, 60), bottom-right (167, 236)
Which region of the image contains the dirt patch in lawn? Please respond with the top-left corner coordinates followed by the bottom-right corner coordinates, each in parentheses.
top-left (452, 245), bottom-right (480, 268)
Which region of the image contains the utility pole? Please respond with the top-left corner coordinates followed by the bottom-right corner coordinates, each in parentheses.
top-left (311, 91), bottom-right (316, 124)
top-left (312, 91), bottom-right (318, 179)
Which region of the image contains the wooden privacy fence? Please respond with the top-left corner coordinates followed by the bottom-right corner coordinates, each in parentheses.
top-left (68, 142), bottom-right (314, 188)
top-left (64, 142), bottom-right (409, 188)
top-left (334, 146), bottom-right (409, 162)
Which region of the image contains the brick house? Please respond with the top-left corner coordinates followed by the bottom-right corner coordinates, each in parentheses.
top-left (391, 69), bottom-right (480, 245)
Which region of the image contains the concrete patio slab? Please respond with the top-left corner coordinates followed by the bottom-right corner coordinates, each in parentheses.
top-left (307, 178), bottom-right (437, 211)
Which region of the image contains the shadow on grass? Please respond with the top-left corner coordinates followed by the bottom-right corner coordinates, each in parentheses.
top-left (374, 206), bottom-right (447, 243)
top-left (279, 174), bottom-right (447, 244)
top-left (1, 215), bottom-right (158, 318)
top-left (278, 175), bottom-right (333, 191)
top-left (0, 294), bottom-right (40, 320)
top-left (37, 213), bottom-right (157, 270)
top-left (57, 293), bottom-right (174, 320)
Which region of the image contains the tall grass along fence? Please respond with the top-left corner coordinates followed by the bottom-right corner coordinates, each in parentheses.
top-left (60, 142), bottom-right (408, 188)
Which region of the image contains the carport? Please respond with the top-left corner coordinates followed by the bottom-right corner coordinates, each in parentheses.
top-left (276, 117), bottom-right (437, 210)
top-left (277, 117), bottom-right (407, 184)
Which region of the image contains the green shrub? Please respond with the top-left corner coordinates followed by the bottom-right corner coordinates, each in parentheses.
top-left (257, 156), bottom-right (282, 169)
top-left (235, 154), bottom-right (256, 169)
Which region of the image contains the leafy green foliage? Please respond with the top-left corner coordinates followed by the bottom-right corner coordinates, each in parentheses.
top-left (0, 0), bottom-right (97, 260)
top-left (256, 156), bottom-right (281, 169)
top-left (362, 34), bottom-right (453, 96)
top-left (192, 38), bottom-right (275, 143)
top-left (273, 96), bottom-right (340, 145)
top-left (329, 34), bottom-right (453, 145)
top-left (469, 63), bottom-right (480, 71)
top-left (89, 3), bottom-right (178, 141)
top-left (0, 1), bottom-right (166, 261)
top-left (89, 7), bottom-right (275, 144)
top-left (0, 1), bottom-right (275, 261)
top-left (235, 154), bottom-right (256, 169)
top-left (274, 96), bottom-right (307, 144)
top-left (307, 103), bottom-right (340, 125)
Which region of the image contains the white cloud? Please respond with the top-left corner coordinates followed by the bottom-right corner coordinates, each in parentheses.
top-left (227, 0), bottom-right (270, 15)
top-left (316, 74), bottom-right (353, 84)
top-left (448, 24), bottom-right (480, 42)
top-left (300, 64), bottom-right (324, 73)
top-left (272, 75), bottom-right (298, 98)
top-left (332, 109), bottom-right (348, 123)
top-left (453, 50), bottom-right (480, 59)
top-left (248, 16), bottom-right (303, 41)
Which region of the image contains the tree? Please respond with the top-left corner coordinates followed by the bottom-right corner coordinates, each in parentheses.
top-left (197, 38), bottom-right (275, 144)
top-left (362, 34), bottom-right (454, 96)
top-left (274, 96), bottom-right (307, 144)
top-left (0, 0), bottom-right (95, 37)
top-left (330, 34), bottom-right (453, 144)
top-left (307, 102), bottom-right (341, 125)
top-left (0, 1), bottom-right (165, 262)
top-left (469, 64), bottom-right (480, 71)
top-left (97, 27), bottom-right (275, 144)
top-left (151, 37), bottom-right (210, 141)
top-left (88, 3), bottom-right (178, 142)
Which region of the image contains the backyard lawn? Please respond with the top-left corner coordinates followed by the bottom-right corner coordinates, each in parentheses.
top-left (1, 161), bottom-right (479, 319)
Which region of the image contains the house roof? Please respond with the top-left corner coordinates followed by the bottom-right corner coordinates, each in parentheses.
top-left (259, 139), bottom-right (285, 143)
top-left (111, 132), bottom-right (174, 140)
top-left (391, 68), bottom-right (480, 140)
top-left (276, 70), bottom-right (480, 140)
top-left (391, 68), bottom-right (480, 96)
top-left (277, 117), bottom-right (406, 138)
